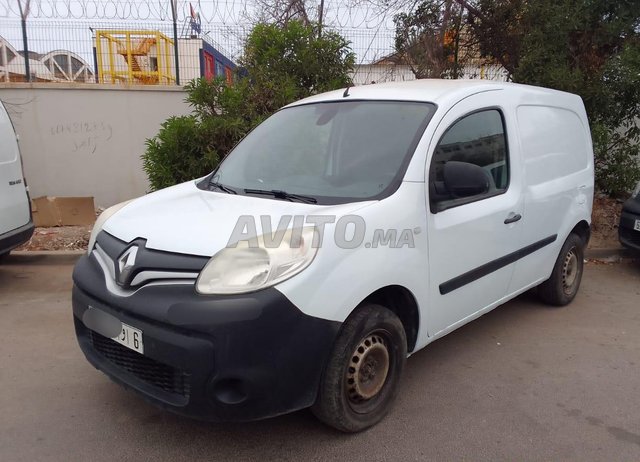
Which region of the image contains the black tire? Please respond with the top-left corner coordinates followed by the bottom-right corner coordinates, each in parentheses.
top-left (538, 233), bottom-right (585, 306)
top-left (312, 304), bottom-right (407, 433)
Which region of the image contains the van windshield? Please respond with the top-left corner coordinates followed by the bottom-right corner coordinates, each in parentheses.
top-left (206, 100), bottom-right (436, 205)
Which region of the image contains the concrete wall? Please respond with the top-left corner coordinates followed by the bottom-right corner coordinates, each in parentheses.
top-left (351, 63), bottom-right (509, 85)
top-left (0, 83), bottom-right (190, 207)
top-left (351, 64), bottom-right (416, 85)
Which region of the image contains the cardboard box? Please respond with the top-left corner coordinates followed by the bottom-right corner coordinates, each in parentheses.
top-left (31, 196), bottom-right (96, 227)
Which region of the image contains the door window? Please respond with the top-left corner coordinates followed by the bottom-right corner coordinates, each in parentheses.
top-left (429, 109), bottom-right (509, 212)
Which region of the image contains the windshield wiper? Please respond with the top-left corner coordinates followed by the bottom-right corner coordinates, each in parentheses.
top-left (244, 188), bottom-right (318, 204)
top-left (208, 179), bottom-right (237, 194)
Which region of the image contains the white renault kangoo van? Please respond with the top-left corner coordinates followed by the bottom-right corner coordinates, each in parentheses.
top-left (72, 80), bottom-right (594, 432)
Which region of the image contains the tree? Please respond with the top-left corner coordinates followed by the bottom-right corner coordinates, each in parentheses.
top-left (394, 0), bottom-right (469, 78)
top-left (242, 21), bottom-right (354, 97)
top-left (453, 0), bottom-right (527, 76)
top-left (392, 0), bottom-right (640, 194)
top-left (143, 21), bottom-right (355, 191)
top-left (507, 0), bottom-right (640, 195)
top-left (253, 0), bottom-right (314, 26)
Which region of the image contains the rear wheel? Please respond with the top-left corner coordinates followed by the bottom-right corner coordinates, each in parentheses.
top-left (312, 304), bottom-right (407, 432)
top-left (538, 233), bottom-right (585, 306)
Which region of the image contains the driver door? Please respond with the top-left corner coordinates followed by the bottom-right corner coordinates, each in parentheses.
top-left (426, 93), bottom-right (524, 337)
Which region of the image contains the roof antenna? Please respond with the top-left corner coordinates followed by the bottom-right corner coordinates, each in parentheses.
top-left (343, 82), bottom-right (353, 97)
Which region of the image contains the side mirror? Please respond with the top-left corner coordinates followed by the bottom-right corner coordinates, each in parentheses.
top-left (443, 161), bottom-right (490, 198)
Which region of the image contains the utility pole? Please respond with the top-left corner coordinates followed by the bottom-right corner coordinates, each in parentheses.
top-left (170, 0), bottom-right (180, 85)
top-left (17, 0), bottom-right (31, 82)
top-left (318, 0), bottom-right (325, 38)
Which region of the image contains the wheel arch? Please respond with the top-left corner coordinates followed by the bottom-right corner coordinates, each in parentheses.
top-left (570, 220), bottom-right (591, 246)
top-left (357, 285), bottom-right (420, 353)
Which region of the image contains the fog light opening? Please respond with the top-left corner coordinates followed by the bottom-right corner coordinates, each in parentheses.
top-left (212, 378), bottom-right (248, 405)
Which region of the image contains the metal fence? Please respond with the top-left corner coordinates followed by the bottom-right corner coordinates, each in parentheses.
top-left (0, 17), bottom-right (399, 85)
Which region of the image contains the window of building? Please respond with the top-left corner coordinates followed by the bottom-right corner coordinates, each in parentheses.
top-left (224, 66), bottom-right (233, 85)
top-left (203, 51), bottom-right (214, 79)
top-left (215, 59), bottom-right (225, 78)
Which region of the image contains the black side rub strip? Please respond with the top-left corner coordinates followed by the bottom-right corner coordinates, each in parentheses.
top-left (439, 234), bottom-right (558, 295)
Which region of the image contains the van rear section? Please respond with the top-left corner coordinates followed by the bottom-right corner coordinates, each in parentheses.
top-left (507, 97), bottom-right (594, 291)
top-left (0, 101), bottom-right (33, 257)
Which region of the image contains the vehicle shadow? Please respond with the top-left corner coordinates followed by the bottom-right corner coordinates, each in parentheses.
top-left (2, 252), bottom-right (81, 266)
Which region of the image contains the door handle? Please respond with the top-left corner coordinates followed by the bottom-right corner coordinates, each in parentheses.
top-left (504, 213), bottom-right (522, 224)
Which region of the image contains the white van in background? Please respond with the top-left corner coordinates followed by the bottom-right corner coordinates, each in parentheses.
top-left (0, 100), bottom-right (33, 260)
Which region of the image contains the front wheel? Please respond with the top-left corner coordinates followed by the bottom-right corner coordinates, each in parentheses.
top-left (312, 304), bottom-right (407, 432)
top-left (538, 233), bottom-right (585, 306)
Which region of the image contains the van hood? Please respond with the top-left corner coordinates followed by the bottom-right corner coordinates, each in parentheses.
top-left (102, 180), bottom-right (375, 257)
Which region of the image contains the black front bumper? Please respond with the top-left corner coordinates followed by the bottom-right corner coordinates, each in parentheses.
top-left (0, 220), bottom-right (34, 255)
top-left (72, 253), bottom-right (341, 422)
top-left (619, 199), bottom-right (640, 251)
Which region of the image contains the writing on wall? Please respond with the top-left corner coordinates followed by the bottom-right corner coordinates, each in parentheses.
top-left (49, 121), bottom-right (113, 154)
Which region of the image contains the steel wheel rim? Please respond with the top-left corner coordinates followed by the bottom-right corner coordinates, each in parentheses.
top-left (562, 247), bottom-right (579, 293)
top-left (346, 332), bottom-right (390, 406)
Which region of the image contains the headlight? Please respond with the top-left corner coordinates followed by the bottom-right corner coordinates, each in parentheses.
top-left (633, 181), bottom-right (640, 199)
top-left (196, 226), bottom-right (318, 295)
top-left (87, 200), bottom-right (133, 254)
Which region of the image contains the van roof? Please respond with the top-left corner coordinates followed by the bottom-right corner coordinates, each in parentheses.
top-left (287, 79), bottom-right (579, 108)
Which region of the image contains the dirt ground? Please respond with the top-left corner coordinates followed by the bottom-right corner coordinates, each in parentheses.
top-left (589, 194), bottom-right (625, 248)
top-left (17, 225), bottom-right (92, 251)
top-left (16, 195), bottom-right (625, 251)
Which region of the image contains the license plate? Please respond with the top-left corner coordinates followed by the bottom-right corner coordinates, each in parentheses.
top-left (635, 220), bottom-right (640, 232)
top-left (113, 323), bottom-right (144, 354)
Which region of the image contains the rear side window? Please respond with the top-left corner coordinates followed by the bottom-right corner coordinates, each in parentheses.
top-left (0, 103), bottom-right (18, 164)
top-left (429, 109), bottom-right (509, 212)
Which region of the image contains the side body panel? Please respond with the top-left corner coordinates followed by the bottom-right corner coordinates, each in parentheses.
top-left (508, 93), bottom-right (595, 293)
top-left (278, 86), bottom-right (594, 353)
top-left (275, 181), bottom-right (432, 349)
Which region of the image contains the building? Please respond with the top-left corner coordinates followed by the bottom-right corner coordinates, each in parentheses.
top-left (350, 53), bottom-right (417, 85)
top-left (351, 51), bottom-right (509, 85)
top-left (0, 35), bottom-right (94, 83)
top-left (94, 30), bottom-right (236, 85)
top-left (179, 36), bottom-right (236, 84)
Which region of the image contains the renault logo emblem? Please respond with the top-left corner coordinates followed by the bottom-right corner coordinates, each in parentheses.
top-left (117, 246), bottom-right (139, 286)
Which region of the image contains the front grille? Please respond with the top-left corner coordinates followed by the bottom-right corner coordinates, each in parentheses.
top-left (620, 227), bottom-right (640, 246)
top-left (90, 331), bottom-right (191, 398)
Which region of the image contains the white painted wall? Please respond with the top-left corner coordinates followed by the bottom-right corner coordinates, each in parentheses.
top-left (178, 39), bottom-right (202, 83)
top-left (351, 64), bottom-right (416, 85)
top-left (0, 83), bottom-right (190, 208)
top-left (351, 63), bottom-right (509, 85)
